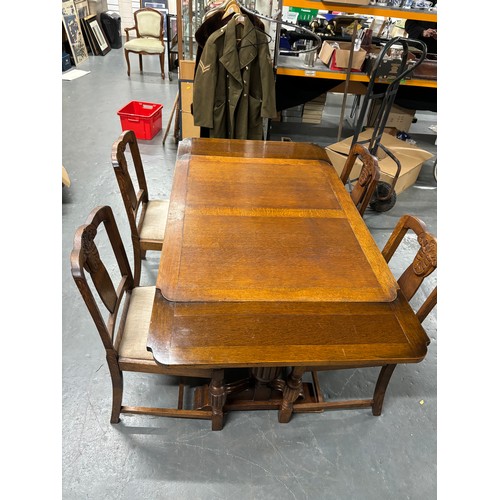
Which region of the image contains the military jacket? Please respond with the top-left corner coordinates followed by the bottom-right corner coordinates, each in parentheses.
top-left (193, 15), bottom-right (277, 140)
top-left (194, 10), bottom-right (265, 73)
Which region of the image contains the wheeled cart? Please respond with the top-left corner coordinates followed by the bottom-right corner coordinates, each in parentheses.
top-left (350, 37), bottom-right (428, 212)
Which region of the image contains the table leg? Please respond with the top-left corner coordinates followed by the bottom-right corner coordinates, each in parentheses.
top-left (251, 366), bottom-right (284, 399)
top-left (209, 369), bottom-right (226, 431)
top-left (278, 367), bottom-right (306, 423)
top-left (251, 366), bottom-right (283, 383)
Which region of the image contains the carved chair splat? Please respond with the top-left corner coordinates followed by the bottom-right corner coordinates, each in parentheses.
top-left (339, 142), bottom-right (381, 216)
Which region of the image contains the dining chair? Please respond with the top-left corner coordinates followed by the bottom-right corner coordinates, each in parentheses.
top-left (124, 7), bottom-right (166, 79)
top-left (370, 213), bottom-right (437, 414)
top-left (339, 142), bottom-right (381, 216)
top-left (70, 205), bottom-right (213, 424)
top-left (303, 214), bottom-right (437, 417)
top-left (112, 129), bottom-right (169, 286)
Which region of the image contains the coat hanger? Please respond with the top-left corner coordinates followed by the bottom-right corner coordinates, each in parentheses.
top-left (237, 20), bottom-right (273, 48)
top-left (201, 1), bottom-right (321, 53)
top-left (202, 0), bottom-right (238, 22)
top-left (238, 6), bottom-right (321, 54)
top-left (231, 8), bottom-right (246, 26)
top-left (202, 0), bottom-right (226, 22)
top-left (222, 0), bottom-right (241, 20)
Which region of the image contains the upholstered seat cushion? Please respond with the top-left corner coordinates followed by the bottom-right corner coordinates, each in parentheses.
top-left (118, 286), bottom-right (156, 360)
top-left (140, 199), bottom-right (169, 241)
top-left (124, 38), bottom-right (165, 54)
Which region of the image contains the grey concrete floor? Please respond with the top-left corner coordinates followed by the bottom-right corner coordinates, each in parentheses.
top-left (62, 47), bottom-right (437, 499)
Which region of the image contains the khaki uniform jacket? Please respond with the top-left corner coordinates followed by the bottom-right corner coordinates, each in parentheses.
top-left (193, 15), bottom-right (277, 140)
top-left (194, 10), bottom-right (266, 74)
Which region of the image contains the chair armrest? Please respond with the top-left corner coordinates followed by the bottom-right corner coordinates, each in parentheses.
top-left (124, 26), bottom-right (137, 42)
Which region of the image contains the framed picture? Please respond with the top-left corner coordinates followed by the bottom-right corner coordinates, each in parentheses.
top-left (62, 0), bottom-right (88, 66)
top-left (75, 0), bottom-right (90, 19)
top-left (168, 13), bottom-right (177, 39)
top-left (142, 1), bottom-right (168, 9)
top-left (81, 14), bottom-right (98, 55)
top-left (85, 15), bottom-right (111, 56)
top-left (155, 8), bottom-right (169, 41)
top-left (140, 1), bottom-right (169, 41)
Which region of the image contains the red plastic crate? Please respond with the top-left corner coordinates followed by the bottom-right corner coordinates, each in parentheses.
top-left (117, 101), bottom-right (163, 140)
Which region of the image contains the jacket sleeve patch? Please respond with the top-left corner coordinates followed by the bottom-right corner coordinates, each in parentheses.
top-left (199, 61), bottom-right (211, 73)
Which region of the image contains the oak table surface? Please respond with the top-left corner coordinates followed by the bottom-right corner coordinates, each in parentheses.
top-left (147, 138), bottom-right (429, 370)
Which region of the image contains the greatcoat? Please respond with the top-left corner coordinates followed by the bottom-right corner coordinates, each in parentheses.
top-left (194, 10), bottom-right (266, 74)
top-left (193, 15), bottom-right (277, 140)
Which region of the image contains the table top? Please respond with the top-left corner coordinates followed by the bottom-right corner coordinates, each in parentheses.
top-left (157, 138), bottom-right (398, 303)
top-left (147, 139), bottom-right (429, 370)
top-left (148, 288), bottom-right (428, 369)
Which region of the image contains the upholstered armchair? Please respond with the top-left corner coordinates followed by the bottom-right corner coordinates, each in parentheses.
top-left (124, 8), bottom-right (165, 79)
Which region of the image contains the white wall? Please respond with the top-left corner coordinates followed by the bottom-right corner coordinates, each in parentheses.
top-left (105, 1), bottom-right (278, 39)
top-left (105, 0), bottom-right (141, 34)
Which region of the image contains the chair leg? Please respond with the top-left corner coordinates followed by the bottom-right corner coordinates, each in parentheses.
top-left (160, 53), bottom-right (165, 80)
top-left (125, 50), bottom-right (131, 77)
top-left (139, 54), bottom-right (143, 73)
top-left (372, 364), bottom-right (397, 416)
top-left (107, 353), bottom-right (124, 424)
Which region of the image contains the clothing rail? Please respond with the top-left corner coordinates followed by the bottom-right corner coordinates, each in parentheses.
top-left (202, 0), bottom-right (321, 54)
top-left (247, 8), bottom-right (321, 54)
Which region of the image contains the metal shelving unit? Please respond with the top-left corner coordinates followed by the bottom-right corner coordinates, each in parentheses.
top-left (275, 0), bottom-right (437, 141)
top-left (277, 0), bottom-right (437, 89)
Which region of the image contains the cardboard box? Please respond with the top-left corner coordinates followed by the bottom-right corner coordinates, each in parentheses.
top-left (329, 81), bottom-right (368, 95)
top-left (179, 59), bottom-right (196, 80)
top-left (181, 111), bottom-right (200, 139)
top-left (302, 117), bottom-right (322, 124)
top-left (325, 130), bottom-right (434, 195)
top-left (303, 109), bottom-right (324, 117)
top-left (331, 43), bottom-right (366, 71)
top-left (320, 42), bottom-right (367, 70)
top-left (180, 81), bottom-right (194, 113)
top-left (319, 41), bottom-right (335, 66)
top-left (367, 102), bottom-right (416, 133)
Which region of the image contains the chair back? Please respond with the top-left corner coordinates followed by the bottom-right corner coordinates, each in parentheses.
top-left (381, 214), bottom-right (437, 323)
top-left (71, 205), bottom-right (134, 352)
top-left (135, 8), bottom-right (164, 39)
top-left (340, 143), bottom-right (380, 216)
top-left (112, 130), bottom-right (148, 283)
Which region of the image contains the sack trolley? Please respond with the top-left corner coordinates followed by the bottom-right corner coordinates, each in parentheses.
top-left (350, 37), bottom-right (428, 212)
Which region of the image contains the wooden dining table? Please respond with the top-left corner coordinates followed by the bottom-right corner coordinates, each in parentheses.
top-left (147, 138), bottom-right (430, 430)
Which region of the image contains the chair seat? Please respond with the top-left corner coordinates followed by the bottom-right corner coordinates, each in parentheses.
top-left (118, 285), bottom-right (213, 378)
top-left (124, 38), bottom-right (165, 54)
top-left (118, 286), bottom-right (156, 360)
top-left (140, 199), bottom-right (169, 241)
